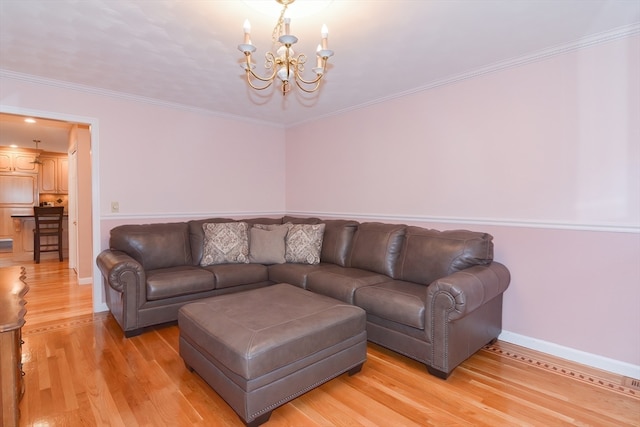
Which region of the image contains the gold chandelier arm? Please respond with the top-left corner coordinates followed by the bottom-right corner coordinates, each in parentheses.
top-left (246, 66), bottom-right (278, 84)
top-left (245, 71), bottom-right (275, 91)
top-left (293, 68), bottom-right (323, 86)
top-left (291, 53), bottom-right (325, 86)
top-left (293, 75), bottom-right (322, 93)
top-left (290, 54), bottom-right (324, 93)
top-left (242, 52), bottom-right (280, 90)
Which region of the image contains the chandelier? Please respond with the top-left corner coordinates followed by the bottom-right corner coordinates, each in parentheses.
top-left (238, 0), bottom-right (334, 96)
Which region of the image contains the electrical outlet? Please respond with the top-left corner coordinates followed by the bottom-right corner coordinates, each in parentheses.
top-left (111, 201), bottom-right (119, 213)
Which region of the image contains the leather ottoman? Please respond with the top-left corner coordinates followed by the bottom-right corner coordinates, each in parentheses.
top-left (178, 283), bottom-right (367, 426)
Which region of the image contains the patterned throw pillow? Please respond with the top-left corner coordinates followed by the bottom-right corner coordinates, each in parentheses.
top-left (201, 222), bottom-right (249, 266)
top-left (284, 223), bottom-right (326, 264)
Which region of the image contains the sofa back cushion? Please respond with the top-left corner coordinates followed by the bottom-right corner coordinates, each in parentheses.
top-left (188, 218), bottom-right (235, 265)
top-left (348, 222), bottom-right (406, 277)
top-left (242, 217), bottom-right (284, 226)
top-left (282, 216), bottom-right (322, 224)
top-left (320, 219), bottom-right (359, 266)
top-left (110, 222), bottom-right (192, 271)
top-left (396, 227), bottom-right (494, 285)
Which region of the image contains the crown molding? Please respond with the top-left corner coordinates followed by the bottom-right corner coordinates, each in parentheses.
top-left (1, 23), bottom-right (637, 129)
top-left (0, 69), bottom-right (284, 129)
top-left (288, 23), bottom-right (640, 128)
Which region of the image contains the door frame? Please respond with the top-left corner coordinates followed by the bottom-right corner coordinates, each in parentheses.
top-left (68, 148), bottom-right (78, 272)
top-left (0, 105), bottom-right (104, 312)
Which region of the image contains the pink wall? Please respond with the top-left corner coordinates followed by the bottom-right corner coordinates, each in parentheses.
top-left (1, 76), bottom-right (286, 313)
top-left (286, 36), bottom-right (639, 228)
top-left (1, 34), bottom-right (637, 376)
top-left (0, 78), bottom-right (287, 219)
top-left (285, 36), bottom-right (640, 371)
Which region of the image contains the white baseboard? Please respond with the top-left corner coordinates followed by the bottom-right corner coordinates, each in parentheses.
top-left (499, 330), bottom-right (640, 379)
top-left (78, 277), bottom-right (92, 285)
top-left (94, 302), bottom-right (109, 313)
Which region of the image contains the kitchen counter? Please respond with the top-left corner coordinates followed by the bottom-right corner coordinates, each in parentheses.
top-left (11, 214), bottom-right (69, 218)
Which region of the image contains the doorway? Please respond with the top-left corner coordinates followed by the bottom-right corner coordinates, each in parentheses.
top-left (0, 105), bottom-right (102, 312)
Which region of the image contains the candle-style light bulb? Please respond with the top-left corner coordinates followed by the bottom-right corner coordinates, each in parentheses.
top-left (316, 44), bottom-right (323, 68)
top-left (321, 24), bottom-right (329, 49)
top-left (243, 19), bottom-right (251, 44)
top-left (284, 17), bottom-right (291, 35)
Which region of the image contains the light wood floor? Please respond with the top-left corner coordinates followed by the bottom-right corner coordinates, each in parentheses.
top-left (2, 255), bottom-right (639, 426)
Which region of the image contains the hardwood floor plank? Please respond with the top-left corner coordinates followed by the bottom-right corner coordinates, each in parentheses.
top-left (297, 383), bottom-right (414, 427)
top-left (344, 369), bottom-right (474, 426)
top-left (464, 349), bottom-right (640, 423)
top-left (54, 346), bottom-right (79, 411)
top-left (2, 257), bottom-right (638, 426)
top-left (360, 349), bottom-right (494, 426)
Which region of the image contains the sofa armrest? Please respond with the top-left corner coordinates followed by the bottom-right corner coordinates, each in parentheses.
top-left (426, 262), bottom-right (510, 378)
top-left (96, 249), bottom-right (146, 293)
top-left (427, 261), bottom-right (510, 321)
top-left (96, 249), bottom-right (147, 336)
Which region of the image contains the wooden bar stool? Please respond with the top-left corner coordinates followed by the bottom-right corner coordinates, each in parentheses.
top-left (33, 206), bottom-right (64, 264)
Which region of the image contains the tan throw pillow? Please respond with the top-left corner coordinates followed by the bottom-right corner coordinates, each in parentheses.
top-left (249, 225), bottom-right (288, 264)
top-left (284, 223), bottom-right (326, 264)
top-left (201, 222), bottom-right (249, 265)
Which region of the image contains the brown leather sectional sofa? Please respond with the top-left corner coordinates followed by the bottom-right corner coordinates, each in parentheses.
top-left (96, 216), bottom-right (510, 378)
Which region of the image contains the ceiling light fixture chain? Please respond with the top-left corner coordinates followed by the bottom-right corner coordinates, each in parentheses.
top-left (238, 0), bottom-right (334, 96)
top-left (31, 139), bottom-right (43, 165)
top-left (271, 0), bottom-right (290, 44)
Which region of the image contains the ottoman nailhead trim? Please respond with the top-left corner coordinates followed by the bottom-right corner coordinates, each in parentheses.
top-left (249, 365), bottom-right (358, 419)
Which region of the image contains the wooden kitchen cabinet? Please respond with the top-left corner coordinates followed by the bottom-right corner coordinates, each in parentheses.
top-left (0, 207), bottom-right (16, 240)
top-left (0, 149), bottom-right (38, 173)
top-left (0, 174), bottom-right (38, 206)
top-left (39, 153), bottom-right (68, 194)
top-left (0, 207), bottom-right (33, 241)
top-left (0, 174), bottom-right (38, 240)
top-left (58, 157), bottom-right (69, 193)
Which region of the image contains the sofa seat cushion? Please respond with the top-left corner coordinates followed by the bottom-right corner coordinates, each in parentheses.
top-left (202, 263), bottom-right (269, 289)
top-left (355, 280), bottom-right (428, 329)
top-left (146, 266), bottom-right (215, 301)
top-left (306, 267), bottom-right (389, 304)
top-left (267, 263), bottom-right (340, 288)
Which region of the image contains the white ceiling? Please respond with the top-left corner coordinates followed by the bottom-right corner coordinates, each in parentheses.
top-left (0, 113), bottom-right (71, 153)
top-left (0, 0), bottom-right (639, 147)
